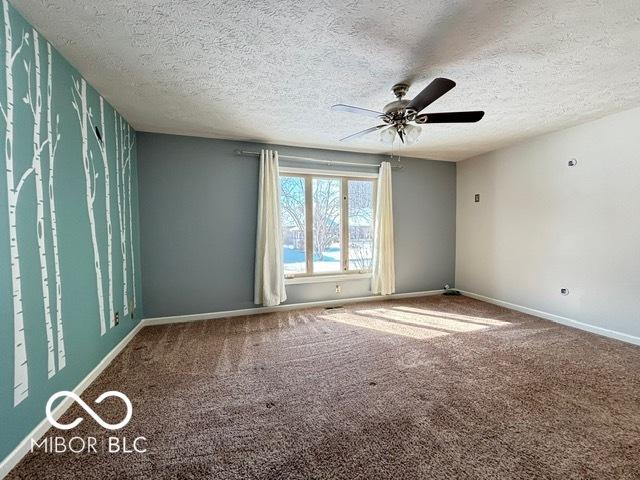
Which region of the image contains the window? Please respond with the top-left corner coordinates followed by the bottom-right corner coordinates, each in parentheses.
top-left (280, 170), bottom-right (376, 278)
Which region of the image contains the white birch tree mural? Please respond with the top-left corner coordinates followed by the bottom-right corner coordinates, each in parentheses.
top-left (72, 77), bottom-right (107, 336)
top-left (126, 124), bottom-right (136, 312)
top-left (47, 41), bottom-right (65, 369)
top-left (115, 112), bottom-right (129, 316)
top-left (90, 97), bottom-right (114, 328)
top-left (2, 0), bottom-right (31, 405)
top-left (24, 28), bottom-right (56, 378)
top-left (2, 2), bottom-right (140, 410)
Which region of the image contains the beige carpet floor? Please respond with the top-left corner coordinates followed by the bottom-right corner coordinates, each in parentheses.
top-left (8, 295), bottom-right (640, 479)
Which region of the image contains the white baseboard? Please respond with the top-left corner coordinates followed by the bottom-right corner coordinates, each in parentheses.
top-left (143, 290), bottom-right (445, 326)
top-left (458, 290), bottom-right (640, 346)
top-left (0, 322), bottom-right (144, 479)
top-left (390, 290), bottom-right (444, 299)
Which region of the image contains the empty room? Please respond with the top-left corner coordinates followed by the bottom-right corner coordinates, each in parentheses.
top-left (1, 0), bottom-right (639, 478)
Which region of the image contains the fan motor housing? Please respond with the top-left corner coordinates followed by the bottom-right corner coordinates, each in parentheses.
top-left (383, 99), bottom-right (410, 115)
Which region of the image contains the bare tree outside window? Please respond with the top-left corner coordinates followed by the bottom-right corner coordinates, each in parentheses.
top-left (348, 180), bottom-right (374, 270)
top-left (280, 176), bottom-right (306, 274)
top-left (312, 178), bottom-right (341, 272)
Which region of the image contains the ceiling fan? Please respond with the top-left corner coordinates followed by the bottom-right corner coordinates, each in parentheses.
top-left (331, 78), bottom-right (484, 145)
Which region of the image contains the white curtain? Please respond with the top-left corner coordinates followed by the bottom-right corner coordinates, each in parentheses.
top-left (372, 161), bottom-right (395, 295)
top-left (254, 149), bottom-right (287, 306)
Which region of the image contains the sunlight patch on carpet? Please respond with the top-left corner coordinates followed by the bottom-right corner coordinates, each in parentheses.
top-left (389, 306), bottom-right (511, 326)
top-left (354, 308), bottom-right (490, 333)
top-left (320, 311), bottom-right (449, 339)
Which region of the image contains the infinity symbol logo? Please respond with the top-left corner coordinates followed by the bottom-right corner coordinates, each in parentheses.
top-left (46, 391), bottom-right (133, 431)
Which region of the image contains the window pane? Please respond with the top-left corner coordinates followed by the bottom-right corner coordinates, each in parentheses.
top-left (280, 176), bottom-right (306, 274)
top-left (348, 180), bottom-right (374, 271)
top-left (312, 177), bottom-right (341, 273)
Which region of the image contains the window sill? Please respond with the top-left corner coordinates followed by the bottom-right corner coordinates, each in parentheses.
top-left (285, 273), bottom-right (372, 285)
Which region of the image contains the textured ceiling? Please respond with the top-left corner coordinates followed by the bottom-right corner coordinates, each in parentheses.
top-left (15, 0), bottom-right (640, 161)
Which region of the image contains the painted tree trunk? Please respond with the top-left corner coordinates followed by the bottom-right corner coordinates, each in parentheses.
top-left (75, 78), bottom-right (106, 335)
top-left (121, 119), bottom-right (130, 314)
top-left (47, 42), bottom-right (65, 369)
top-left (98, 97), bottom-right (114, 327)
top-left (30, 29), bottom-right (56, 378)
top-left (4, 0), bottom-right (29, 406)
top-left (126, 125), bottom-right (136, 311)
top-left (115, 112), bottom-right (129, 315)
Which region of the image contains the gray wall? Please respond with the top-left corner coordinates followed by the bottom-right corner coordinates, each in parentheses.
top-left (137, 133), bottom-right (456, 318)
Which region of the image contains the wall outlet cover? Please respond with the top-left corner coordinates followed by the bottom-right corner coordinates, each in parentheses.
top-left (474, 194), bottom-right (480, 202)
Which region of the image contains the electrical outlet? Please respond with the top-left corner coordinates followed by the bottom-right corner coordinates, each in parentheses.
top-left (560, 288), bottom-right (569, 296)
top-left (335, 284), bottom-right (342, 294)
top-left (474, 194), bottom-right (480, 203)
top-left (114, 312), bottom-right (119, 326)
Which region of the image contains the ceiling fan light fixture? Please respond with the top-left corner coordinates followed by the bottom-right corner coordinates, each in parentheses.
top-left (380, 126), bottom-right (397, 144)
top-left (404, 124), bottom-right (422, 145)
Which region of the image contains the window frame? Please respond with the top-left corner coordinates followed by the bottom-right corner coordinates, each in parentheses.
top-left (280, 167), bottom-right (377, 281)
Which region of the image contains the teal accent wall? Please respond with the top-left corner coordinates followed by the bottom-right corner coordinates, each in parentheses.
top-left (0, 0), bottom-right (142, 461)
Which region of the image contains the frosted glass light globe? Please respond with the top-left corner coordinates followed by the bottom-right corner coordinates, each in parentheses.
top-left (380, 126), bottom-right (397, 144)
top-left (404, 124), bottom-right (422, 145)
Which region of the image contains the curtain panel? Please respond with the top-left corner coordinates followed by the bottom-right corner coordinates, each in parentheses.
top-left (371, 161), bottom-right (395, 295)
top-left (254, 149), bottom-right (287, 306)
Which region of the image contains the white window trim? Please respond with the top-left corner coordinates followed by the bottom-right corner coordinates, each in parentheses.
top-left (280, 170), bottom-right (377, 279)
top-left (285, 272), bottom-right (372, 285)
top-left (280, 166), bottom-right (378, 179)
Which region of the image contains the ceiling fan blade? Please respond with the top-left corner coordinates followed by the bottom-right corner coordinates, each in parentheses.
top-left (415, 111), bottom-right (485, 124)
top-left (331, 104), bottom-right (384, 118)
top-left (339, 125), bottom-right (386, 142)
top-left (406, 78), bottom-right (456, 114)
